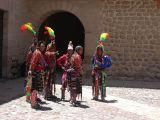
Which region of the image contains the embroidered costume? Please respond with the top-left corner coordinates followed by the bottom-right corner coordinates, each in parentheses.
top-left (91, 33), bottom-right (112, 101)
top-left (43, 26), bottom-right (57, 100)
top-left (20, 23), bottom-right (38, 103)
top-left (29, 42), bottom-right (47, 108)
top-left (57, 41), bottom-right (73, 100)
top-left (44, 43), bottom-right (57, 100)
top-left (25, 43), bottom-right (36, 102)
top-left (69, 46), bottom-right (83, 106)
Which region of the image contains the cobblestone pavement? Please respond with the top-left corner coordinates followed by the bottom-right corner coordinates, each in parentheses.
top-left (0, 79), bottom-right (160, 120)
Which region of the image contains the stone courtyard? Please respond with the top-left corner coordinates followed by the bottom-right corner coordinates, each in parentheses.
top-left (0, 0), bottom-right (160, 120)
top-left (0, 79), bottom-right (160, 120)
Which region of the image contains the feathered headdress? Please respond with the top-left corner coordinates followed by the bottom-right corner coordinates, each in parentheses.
top-left (99, 33), bottom-right (109, 46)
top-left (96, 33), bottom-right (110, 54)
top-left (44, 26), bottom-right (55, 43)
top-left (20, 23), bottom-right (36, 37)
top-left (100, 33), bottom-right (109, 42)
top-left (96, 33), bottom-right (112, 69)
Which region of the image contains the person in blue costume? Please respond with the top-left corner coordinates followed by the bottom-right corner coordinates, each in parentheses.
top-left (91, 45), bottom-right (112, 101)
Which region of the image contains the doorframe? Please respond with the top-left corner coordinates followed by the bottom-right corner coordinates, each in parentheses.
top-left (0, 10), bottom-right (3, 78)
top-left (0, 9), bottom-right (8, 78)
top-left (38, 11), bottom-right (85, 57)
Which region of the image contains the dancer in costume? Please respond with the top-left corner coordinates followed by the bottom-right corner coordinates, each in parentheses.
top-left (26, 39), bottom-right (37, 73)
top-left (44, 43), bottom-right (57, 100)
top-left (57, 41), bottom-right (74, 100)
top-left (28, 41), bottom-right (47, 108)
top-left (20, 23), bottom-right (37, 103)
top-left (43, 26), bottom-right (58, 100)
top-left (69, 45), bottom-right (83, 106)
top-left (25, 39), bottom-right (38, 102)
top-left (91, 33), bottom-right (112, 101)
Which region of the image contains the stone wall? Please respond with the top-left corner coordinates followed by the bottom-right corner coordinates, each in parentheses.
top-left (0, 0), bottom-right (17, 78)
top-left (0, 0), bottom-right (160, 81)
top-left (21, 0), bottom-right (102, 57)
top-left (101, 0), bottom-right (160, 81)
top-left (0, 0), bottom-right (31, 78)
top-left (16, 0), bottom-right (103, 81)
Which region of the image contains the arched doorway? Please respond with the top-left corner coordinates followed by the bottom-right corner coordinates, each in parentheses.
top-left (38, 11), bottom-right (85, 57)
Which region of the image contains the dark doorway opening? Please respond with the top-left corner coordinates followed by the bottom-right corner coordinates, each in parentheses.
top-left (38, 11), bottom-right (85, 58)
top-left (0, 10), bottom-right (3, 78)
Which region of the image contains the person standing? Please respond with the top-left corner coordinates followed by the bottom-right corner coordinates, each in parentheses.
top-left (57, 41), bottom-right (74, 100)
top-left (44, 42), bottom-right (58, 100)
top-left (69, 45), bottom-right (83, 106)
top-left (25, 40), bottom-right (37, 103)
top-left (20, 23), bottom-right (37, 103)
top-left (28, 41), bottom-right (47, 108)
top-left (91, 45), bottom-right (112, 101)
top-left (91, 45), bottom-right (105, 101)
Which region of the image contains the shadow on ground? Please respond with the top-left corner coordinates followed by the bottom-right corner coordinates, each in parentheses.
top-left (36, 106), bottom-right (52, 111)
top-left (0, 74), bottom-right (160, 105)
top-left (78, 104), bottom-right (90, 109)
top-left (94, 99), bottom-right (118, 104)
top-left (107, 79), bottom-right (160, 89)
top-left (0, 78), bottom-right (24, 105)
top-left (57, 73), bottom-right (160, 89)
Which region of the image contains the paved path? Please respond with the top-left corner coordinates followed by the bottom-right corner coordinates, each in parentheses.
top-left (0, 79), bottom-right (160, 120)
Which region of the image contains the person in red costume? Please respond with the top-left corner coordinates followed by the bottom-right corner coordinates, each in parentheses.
top-left (26, 40), bottom-right (37, 73)
top-left (57, 41), bottom-right (74, 100)
top-left (69, 45), bottom-right (83, 107)
top-left (25, 39), bottom-right (37, 103)
top-left (44, 42), bottom-right (58, 100)
top-left (28, 41), bottom-right (47, 109)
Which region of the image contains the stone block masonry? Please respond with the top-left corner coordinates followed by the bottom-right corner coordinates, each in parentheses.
top-left (0, 0), bottom-right (160, 81)
top-left (100, 0), bottom-right (160, 81)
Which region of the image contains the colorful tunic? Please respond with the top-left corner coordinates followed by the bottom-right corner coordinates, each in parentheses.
top-left (44, 51), bottom-right (56, 98)
top-left (57, 54), bottom-right (72, 88)
top-left (91, 54), bottom-right (107, 99)
top-left (70, 52), bottom-right (83, 97)
top-left (26, 43), bottom-right (37, 71)
top-left (30, 49), bottom-right (47, 92)
top-left (57, 53), bottom-right (72, 99)
top-left (25, 44), bottom-right (36, 102)
top-left (28, 49), bottom-right (47, 107)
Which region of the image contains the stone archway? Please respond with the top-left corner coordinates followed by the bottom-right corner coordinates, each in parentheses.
top-left (38, 11), bottom-right (85, 57)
